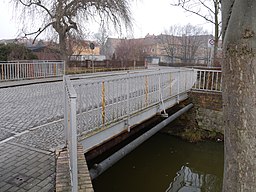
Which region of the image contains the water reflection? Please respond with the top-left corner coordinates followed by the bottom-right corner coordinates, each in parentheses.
top-left (93, 134), bottom-right (223, 192)
top-left (166, 166), bottom-right (221, 192)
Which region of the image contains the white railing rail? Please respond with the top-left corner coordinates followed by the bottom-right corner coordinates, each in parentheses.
top-left (74, 68), bottom-right (197, 136)
top-left (0, 60), bottom-right (65, 81)
top-left (192, 69), bottom-right (222, 92)
top-left (63, 75), bottom-right (78, 192)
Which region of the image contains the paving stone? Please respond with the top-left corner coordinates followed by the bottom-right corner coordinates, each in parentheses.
top-left (39, 183), bottom-right (55, 192)
top-left (0, 129), bottom-right (14, 142)
top-left (7, 186), bottom-right (20, 192)
top-left (0, 181), bottom-right (7, 188)
top-left (27, 185), bottom-right (42, 192)
top-left (0, 143), bottom-right (55, 192)
top-left (0, 82), bottom-right (64, 134)
top-left (37, 176), bottom-right (53, 187)
top-left (1, 183), bottom-right (12, 191)
top-left (0, 81), bottom-right (94, 191)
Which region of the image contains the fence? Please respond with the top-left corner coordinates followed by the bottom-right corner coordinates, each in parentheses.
top-left (63, 76), bottom-right (78, 192)
top-left (73, 68), bottom-right (197, 136)
top-left (193, 69), bottom-right (222, 92)
top-left (0, 60), bottom-right (65, 81)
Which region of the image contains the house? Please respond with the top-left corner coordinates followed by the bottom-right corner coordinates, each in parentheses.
top-left (27, 42), bottom-right (61, 60)
top-left (70, 40), bottom-right (106, 62)
top-left (102, 33), bottom-right (215, 66)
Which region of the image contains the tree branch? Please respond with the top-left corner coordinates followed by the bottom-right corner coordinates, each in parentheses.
top-left (19, 0), bottom-right (53, 18)
top-left (24, 22), bottom-right (53, 43)
top-left (198, 0), bottom-right (215, 14)
top-left (177, 3), bottom-right (215, 24)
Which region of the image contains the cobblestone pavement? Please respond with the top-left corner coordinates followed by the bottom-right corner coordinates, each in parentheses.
top-left (0, 82), bottom-right (64, 138)
top-left (0, 81), bottom-right (66, 191)
top-left (0, 142), bottom-right (55, 192)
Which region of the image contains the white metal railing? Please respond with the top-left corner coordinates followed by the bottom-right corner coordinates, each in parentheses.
top-left (192, 69), bottom-right (222, 92)
top-left (63, 68), bottom-right (197, 190)
top-left (0, 60), bottom-right (65, 81)
top-left (74, 68), bottom-right (197, 136)
top-left (63, 75), bottom-right (78, 192)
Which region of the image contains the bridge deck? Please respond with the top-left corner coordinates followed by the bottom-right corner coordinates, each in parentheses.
top-left (0, 68), bottom-right (197, 191)
top-left (0, 79), bottom-right (63, 191)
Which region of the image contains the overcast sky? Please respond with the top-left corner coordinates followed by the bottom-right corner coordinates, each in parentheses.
top-left (0, 0), bottom-right (214, 40)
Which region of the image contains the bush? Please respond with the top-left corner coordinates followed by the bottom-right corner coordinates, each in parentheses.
top-left (0, 43), bottom-right (38, 61)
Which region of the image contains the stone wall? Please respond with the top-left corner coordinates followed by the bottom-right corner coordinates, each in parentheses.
top-left (189, 91), bottom-right (224, 134)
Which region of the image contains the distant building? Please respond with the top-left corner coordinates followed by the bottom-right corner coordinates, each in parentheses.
top-left (102, 33), bottom-right (216, 66)
top-left (102, 38), bottom-right (123, 60)
top-left (70, 40), bottom-right (106, 61)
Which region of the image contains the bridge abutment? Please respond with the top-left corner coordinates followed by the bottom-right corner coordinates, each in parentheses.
top-left (190, 91), bottom-right (223, 134)
top-left (161, 91), bottom-right (223, 142)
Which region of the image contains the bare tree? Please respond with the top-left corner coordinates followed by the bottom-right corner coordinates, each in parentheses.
top-left (171, 0), bottom-right (221, 66)
top-left (93, 22), bottom-right (110, 55)
top-left (115, 38), bottom-right (145, 62)
top-left (222, 0), bottom-right (256, 191)
top-left (14, 0), bottom-right (133, 64)
top-left (159, 25), bottom-right (181, 64)
top-left (160, 24), bottom-right (209, 64)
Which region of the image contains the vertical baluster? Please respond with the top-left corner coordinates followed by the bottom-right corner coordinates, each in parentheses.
top-left (97, 82), bottom-right (101, 128)
top-left (126, 72), bottom-right (130, 131)
top-left (102, 81), bottom-right (106, 127)
top-left (215, 72), bottom-right (219, 91)
top-left (220, 72), bottom-right (223, 91)
top-left (198, 70), bottom-right (201, 90)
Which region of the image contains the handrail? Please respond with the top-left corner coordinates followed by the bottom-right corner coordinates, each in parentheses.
top-left (63, 75), bottom-right (78, 192)
top-left (0, 60), bottom-right (65, 81)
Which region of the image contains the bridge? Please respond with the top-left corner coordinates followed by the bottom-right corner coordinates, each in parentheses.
top-left (0, 61), bottom-right (222, 191)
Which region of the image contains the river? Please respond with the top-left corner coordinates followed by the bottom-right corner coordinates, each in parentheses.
top-left (93, 133), bottom-right (224, 192)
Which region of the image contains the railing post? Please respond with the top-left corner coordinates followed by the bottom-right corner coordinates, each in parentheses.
top-left (63, 75), bottom-right (78, 192)
top-left (70, 95), bottom-right (78, 192)
top-left (63, 76), bottom-right (68, 145)
top-left (63, 61), bottom-right (66, 75)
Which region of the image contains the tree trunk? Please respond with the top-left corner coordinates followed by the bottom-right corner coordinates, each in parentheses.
top-left (58, 32), bottom-right (69, 70)
top-left (212, 0), bottom-right (219, 67)
top-left (222, 0), bottom-right (256, 191)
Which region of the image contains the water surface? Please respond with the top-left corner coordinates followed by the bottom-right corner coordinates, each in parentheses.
top-left (93, 133), bottom-right (224, 192)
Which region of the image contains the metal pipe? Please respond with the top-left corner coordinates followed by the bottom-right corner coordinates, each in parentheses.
top-left (89, 103), bottom-right (194, 180)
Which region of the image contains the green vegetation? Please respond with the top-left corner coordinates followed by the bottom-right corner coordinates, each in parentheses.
top-left (0, 43), bottom-right (38, 61)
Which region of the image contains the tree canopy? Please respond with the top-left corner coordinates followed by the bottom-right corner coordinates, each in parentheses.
top-left (14, 0), bottom-right (133, 61)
